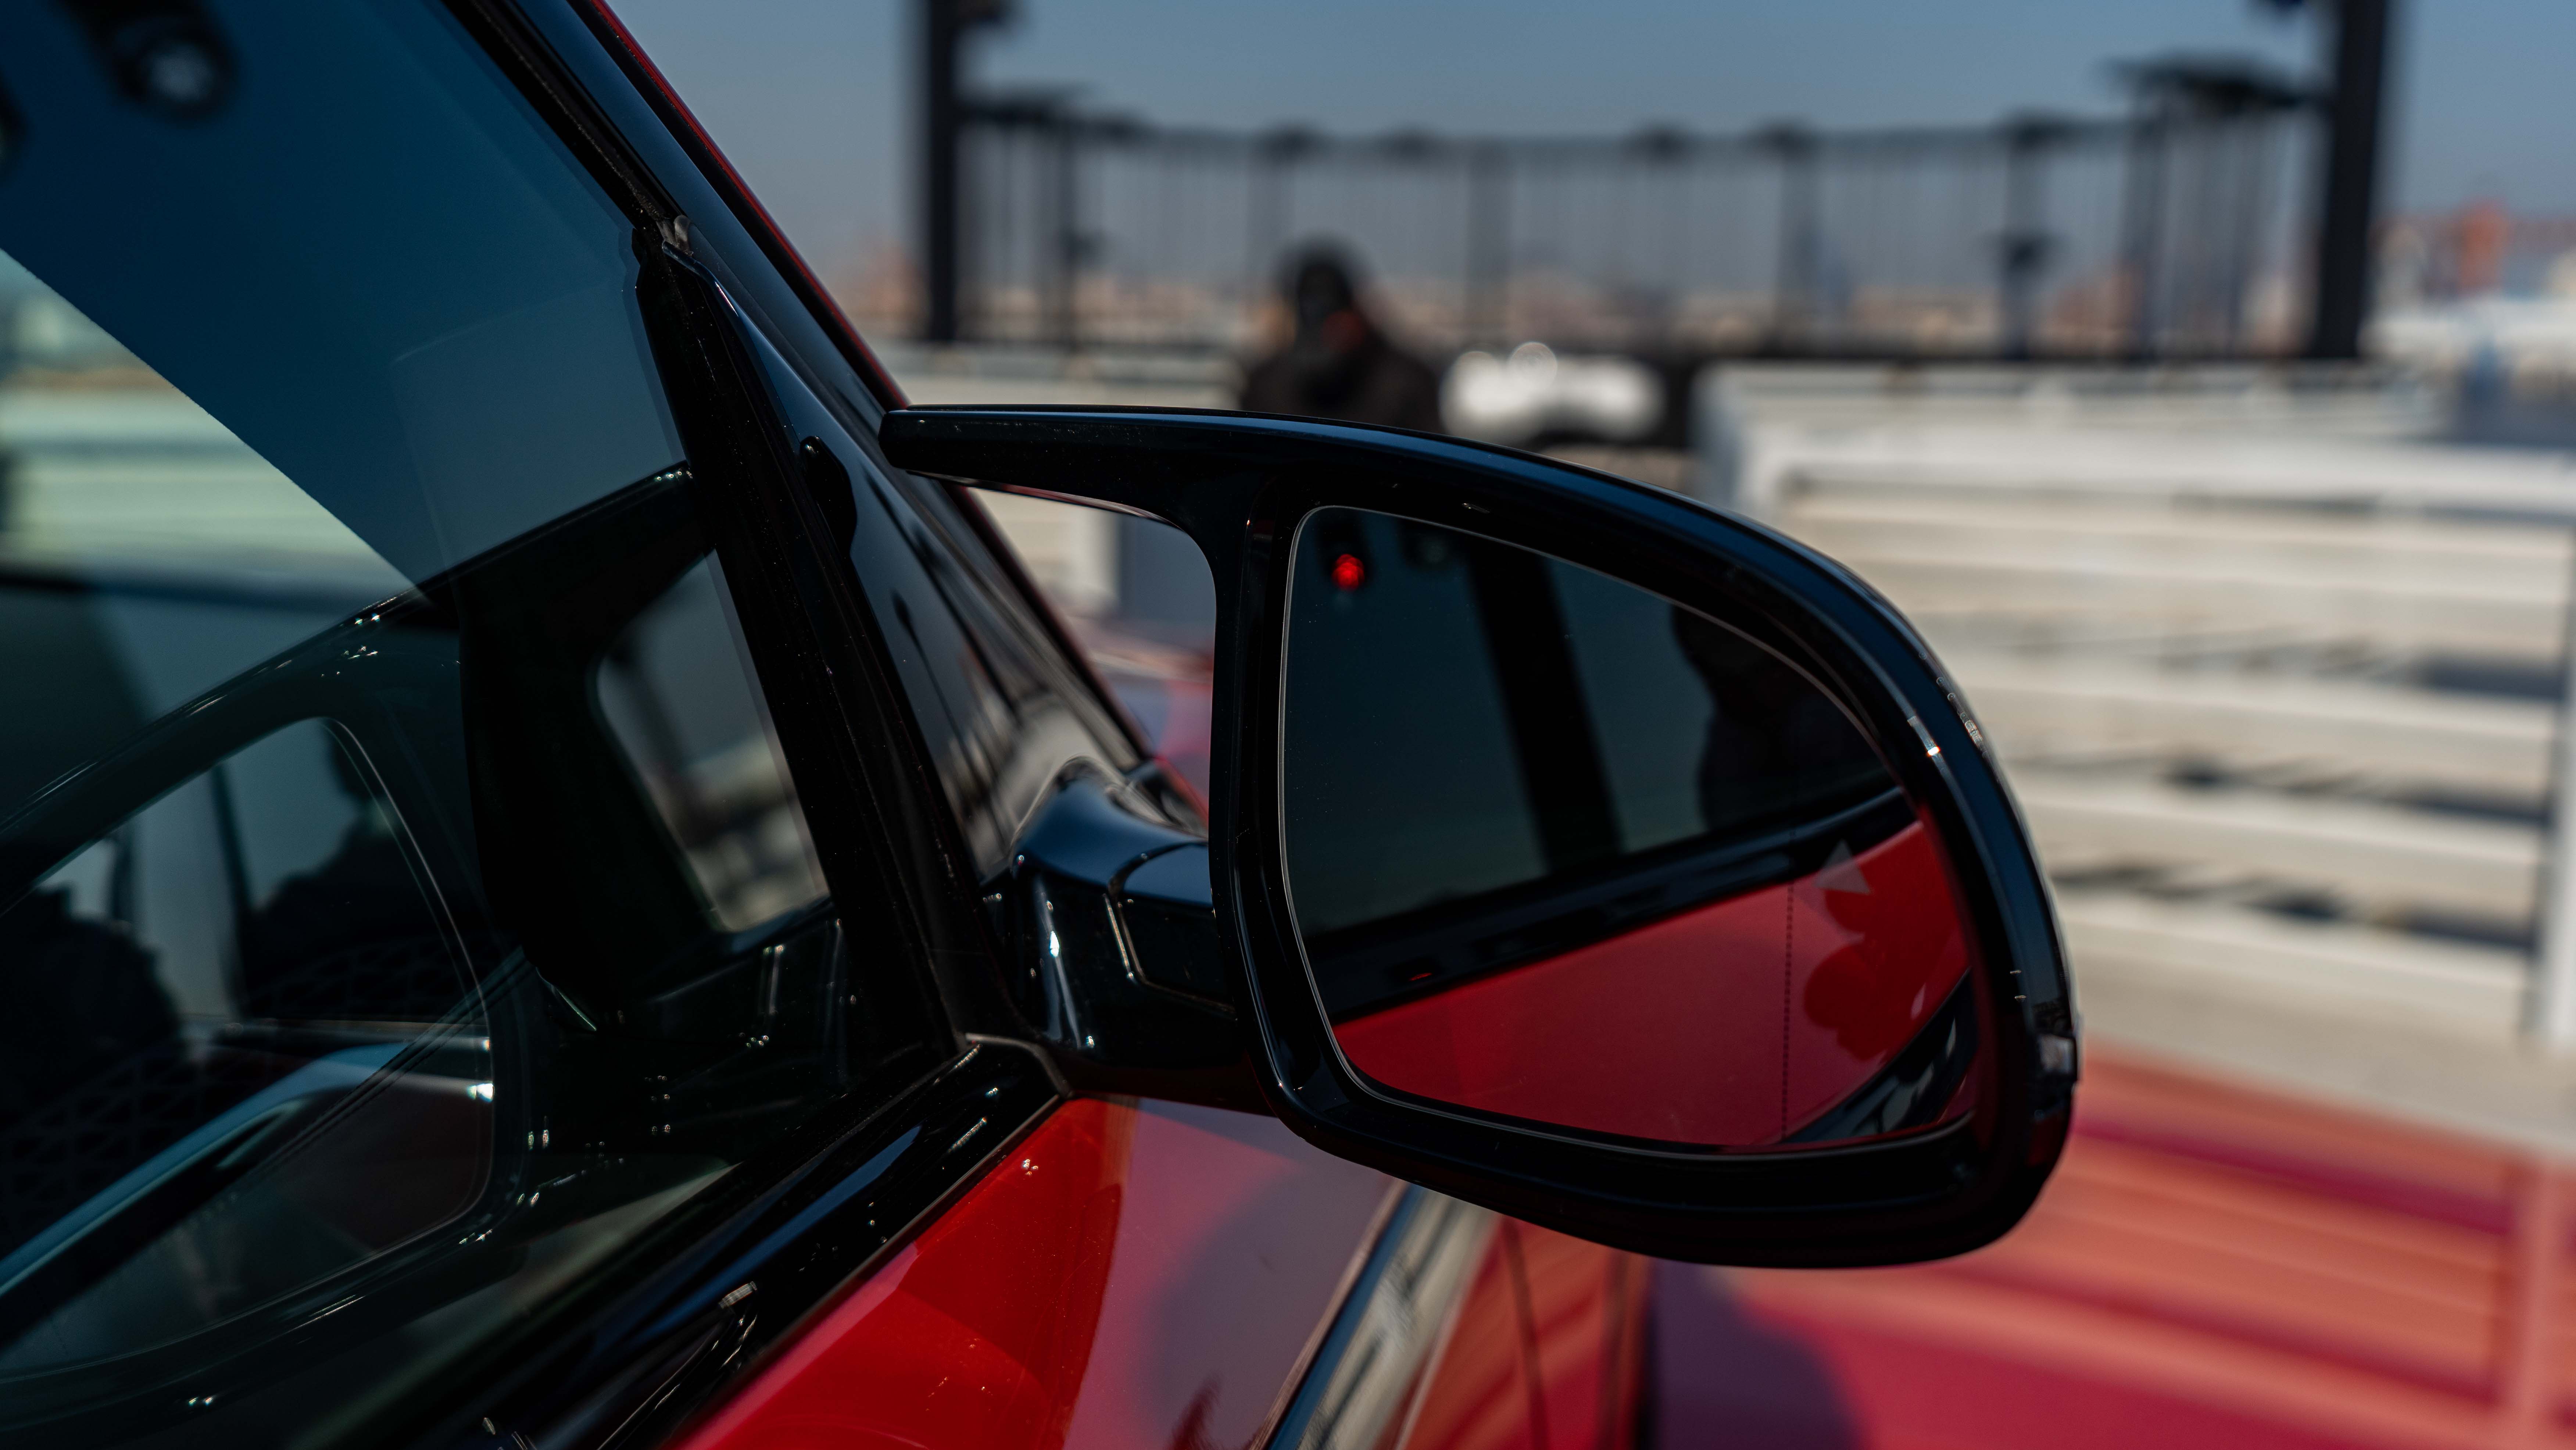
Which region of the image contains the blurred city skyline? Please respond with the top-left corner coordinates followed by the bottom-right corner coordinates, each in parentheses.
top-left (612, 0), bottom-right (2576, 282)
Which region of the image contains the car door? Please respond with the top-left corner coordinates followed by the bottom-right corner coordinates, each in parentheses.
top-left (0, 3), bottom-right (1033, 1444)
top-left (0, 4), bottom-right (1595, 1449)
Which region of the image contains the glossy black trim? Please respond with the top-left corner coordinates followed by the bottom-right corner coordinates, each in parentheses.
top-left (0, 64), bottom-right (19, 177)
top-left (627, 237), bottom-right (960, 1044)
top-left (457, 0), bottom-right (906, 424)
top-left (1114, 842), bottom-right (1227, 1001)
top-left (611, 143), bottom-right (1235, 1112)
top-left (989, 771), bottom-right (1261, 1110)
top-left (406, 1043), bottom-right (1061, 1450)
top-left (457, 0), bottom-right (1212, 1035)
top-left (547, 0), bottom-right (909, 408)
top-left (445, 8), bottom-right (967, 1037)
top-left (440, 0), bottom-right (683, 231)
top-left (375, 12), bottom-right (1069, 1444)
top-left (879, 406), bottom-right (2078, 1267)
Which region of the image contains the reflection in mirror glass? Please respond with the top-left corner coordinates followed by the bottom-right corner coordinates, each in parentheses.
top-left (1282, 508), bottom-right (1988, 1149)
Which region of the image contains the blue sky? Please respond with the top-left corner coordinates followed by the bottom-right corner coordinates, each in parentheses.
top-left (612, 0), bottom-right (2574, 274)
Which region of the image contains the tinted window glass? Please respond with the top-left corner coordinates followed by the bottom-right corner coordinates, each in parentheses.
top-left (852, 467), bottom-right (1142, 874)
top-left (0, 1), bottom-right (680, 585)
top-left (1283, 508), bottom-right (1892, 936)
top-left (597, 557), bottom-right (826, 930)
top-left (0, 6), bottom-right (920, 1436)
top-left (0, 721), bottom-right (489, 1372)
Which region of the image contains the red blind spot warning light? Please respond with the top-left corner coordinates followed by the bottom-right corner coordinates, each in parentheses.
top-left (1331, 553), bottom-right (1366, 592)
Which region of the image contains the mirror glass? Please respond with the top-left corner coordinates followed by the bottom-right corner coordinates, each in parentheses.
top-left (1281, 507), bottom-right (1989, 1150)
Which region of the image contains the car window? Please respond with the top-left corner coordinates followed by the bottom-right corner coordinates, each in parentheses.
top-left (0, 1), bottom-right (678, 585)
top-left (0, 720), bottom-right (487, 1375)
top-left (0, 6), bottom-right (931, 1441)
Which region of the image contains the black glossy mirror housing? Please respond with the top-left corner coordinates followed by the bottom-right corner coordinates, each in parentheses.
top-left (880, 406), bottom-right (2076, 1267)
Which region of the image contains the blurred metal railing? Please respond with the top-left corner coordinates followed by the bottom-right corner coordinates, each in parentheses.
top-left (954, 92), bottom-right (2314, 362)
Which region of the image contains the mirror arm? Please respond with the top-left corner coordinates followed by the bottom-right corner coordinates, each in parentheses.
top-left (985, 768), bottom-right (1264, 1111)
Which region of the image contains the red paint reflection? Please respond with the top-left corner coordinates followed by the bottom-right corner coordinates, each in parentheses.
top-left (1331, 822), bottom-right (1973, 1147)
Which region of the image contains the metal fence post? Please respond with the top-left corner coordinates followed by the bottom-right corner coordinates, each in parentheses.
top-left (2307, 0), bottom-right (2393, 361)
top-left (1049, 115), bottom-right (1080, 352)
top-left (1999, 117), bottom-right (2063, 361)
top-left (919, 0), bottom-right (1012, 344)
top-left (1248, 156), bottom-right (1281, 307)
top-left (2119, 111), bottom-right (2169, 359)
top-left (1761, 125), bottom-right (1819, 350)
top-left (937, 100), bottom-right (2322, 364)
top-left (1246, 126), bottom-right (1310, 319)
top-left (1466, 145), bottom-right (1511, 347)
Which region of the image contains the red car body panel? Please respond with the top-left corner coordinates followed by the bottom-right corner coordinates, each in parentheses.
top-left (1406, 1238), bottom-right (1545, 1450)
top-left (671, 1093), bottom-right (1656, 1450)
top-left (1334, 821), bottom-right (1972, 1145)
top-left (673, 1097), bottom-right (1393, 1450)
top-left (1521, 1223), bottom-right (1652, 1450)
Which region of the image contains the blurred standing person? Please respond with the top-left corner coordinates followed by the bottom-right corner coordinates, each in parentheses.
top-left (1241, 243), bottom-right (1444, 433)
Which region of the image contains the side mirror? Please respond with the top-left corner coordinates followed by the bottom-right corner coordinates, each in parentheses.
top-left (882, 408), bottom-right (2075, 1266)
